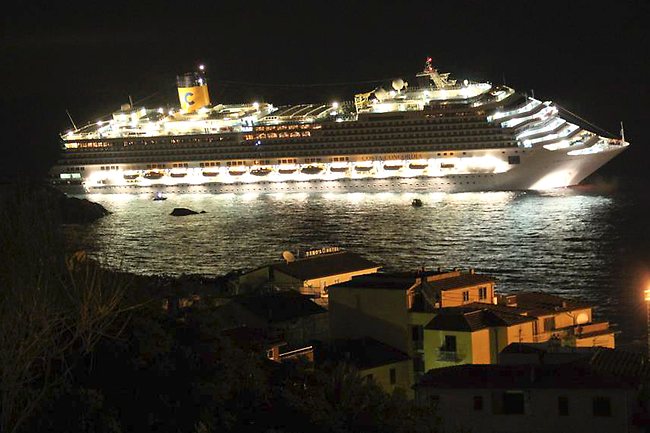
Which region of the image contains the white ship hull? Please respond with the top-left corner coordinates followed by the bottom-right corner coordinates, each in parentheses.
top-left (56, 142), bottom-right (626, 195)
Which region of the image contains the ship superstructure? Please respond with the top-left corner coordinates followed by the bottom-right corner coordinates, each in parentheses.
top-left (51, 59), bottom-right (628, 193)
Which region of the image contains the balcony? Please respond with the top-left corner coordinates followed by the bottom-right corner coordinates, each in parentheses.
top-left (437, 350), bottom-right (462, 362)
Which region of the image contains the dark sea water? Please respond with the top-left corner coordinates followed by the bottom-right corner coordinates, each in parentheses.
top-left (67, 184), bottom-right (650, 352)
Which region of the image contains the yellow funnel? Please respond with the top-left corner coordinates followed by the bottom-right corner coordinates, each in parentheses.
top-left (176, 72), bottom-right (211, 112)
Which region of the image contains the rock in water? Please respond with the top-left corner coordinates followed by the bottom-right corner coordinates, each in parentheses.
top-left (0, 184), bottom-right (109, 224)
top-left (60, 196), bottom-right (110, 223)
top-left (170, 207), bottom-right (199, 216)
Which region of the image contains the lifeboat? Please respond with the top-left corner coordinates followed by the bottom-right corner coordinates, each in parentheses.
top-left (330, 164), bottom-right (349, 173)
top-left (384, 163), bottom-right (403, 171)
top-left (123, 172), bottom-right (139, 180)
top-left (144, 171), bottom-right (164, 180)
top-left (301, 165), bottom-right (323, 175)
top-left (354, 164), bottom-right (374, 172)
top-left (229, 167), bottom-right (247, 176)
top-left (279, 167), bottom-right (297, 174)
top-left (409, 162), bottom-right (428, 170)
top-left (202, 170), bottom-right (219, 177)
top-left (440, 163), bottom-right (455, 169)
top-left (170, 171), bottom-right (187, 178)
top-left (251, 167), bottom-right (272, 176)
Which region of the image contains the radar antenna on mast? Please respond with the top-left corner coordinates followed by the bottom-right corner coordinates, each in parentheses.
top-left (416, 56), bottom-right (456, 89)
top-left (620, 121), bottom-right (625, 142)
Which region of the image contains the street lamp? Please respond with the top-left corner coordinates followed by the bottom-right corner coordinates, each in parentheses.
top-left (645, 289), bottom-right (650, 358)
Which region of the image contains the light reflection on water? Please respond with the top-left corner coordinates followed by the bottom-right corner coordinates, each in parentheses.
top-left (67, 189), bottom-right (649, 350)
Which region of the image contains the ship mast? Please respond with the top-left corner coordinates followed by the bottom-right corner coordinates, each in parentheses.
top-left (65, 109), bottom-right (78, 131)
top-left (620, 121), bottom-right (625, 142)
top-left (416, 57), bottom-right (456, 89)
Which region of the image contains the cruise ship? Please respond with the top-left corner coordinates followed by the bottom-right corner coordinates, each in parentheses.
top-left (51, 59), bottom-right (628, 194)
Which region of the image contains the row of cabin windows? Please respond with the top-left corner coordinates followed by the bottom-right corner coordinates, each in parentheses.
top-left (66, 144), bottom-right (515, 165)
top-left (66, 145), bottom-right (517, 166)
top-left (323, 131), bottom-right (506, 140)
top-left (73, 136), bottom-right (514, 157)
top-left (346, 115), bottom-right (488, 129)
top-left (316, 135), bottom-right (509, 144)
top-left (429, 393), bottom-right (612, 417)
top-left (77, 136), bottom-right (234, 149)
top-left (324, 125), bottom-right (498, 136)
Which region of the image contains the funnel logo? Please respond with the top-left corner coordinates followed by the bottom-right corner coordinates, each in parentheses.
top-left (184, 92), bottom-right (195, 105)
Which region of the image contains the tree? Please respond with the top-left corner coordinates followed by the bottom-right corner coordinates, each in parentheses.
top-left (0, 186), bottom-right (131, 433)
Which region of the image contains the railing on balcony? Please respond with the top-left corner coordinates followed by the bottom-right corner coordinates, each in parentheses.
top-left (437, 350), bottom-right (462, 362)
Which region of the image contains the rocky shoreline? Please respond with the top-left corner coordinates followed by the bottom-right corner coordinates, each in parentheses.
top-left (0, 182), bottom-right (109, 224)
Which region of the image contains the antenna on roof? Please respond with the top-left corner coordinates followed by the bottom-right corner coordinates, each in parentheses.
top-left (128, 95), bottom-right (134, 108)
top-left (65, 109), bottom-right (78, 130)
top-left (620, 121), bottom-right (625, 142)
top-left (282, 251), bottom-right (296, 264)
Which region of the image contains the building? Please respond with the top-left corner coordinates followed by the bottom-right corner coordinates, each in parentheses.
top-left (498, 292), bottom-right (616, 348)
top-left (328, 269), bottom-right (497, 383)
top-left (424, 303), bottom-right (537, 370)
top-left (216, 292), bottom-right (329, 348)
top-left (316, 337), bottom-right (412, 395)
top-left (415, 362), bottom-right (645, 433)
top-left (329, 269), bottom-right (617, 390)
top-left (238, 247), bottom-right (381, 298)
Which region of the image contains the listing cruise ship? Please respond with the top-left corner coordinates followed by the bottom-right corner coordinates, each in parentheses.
top-left (51, 59), bottom-right (628, 193)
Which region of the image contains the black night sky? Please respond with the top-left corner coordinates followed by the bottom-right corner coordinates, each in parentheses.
top-left (2, 0), bottom-right (648, 183)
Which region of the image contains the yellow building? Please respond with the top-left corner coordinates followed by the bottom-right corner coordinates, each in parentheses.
top-left (410, 270), bottom-right (496, 308)
top-left (329, 269), bottom-right (499, 383)
top-left (329, 271), bottom-right (616, 389)
top-left (423, 304), bottom-right (537, 370)
top-left (238, 248), bottom-right (381, 298)
top-left (498, 292), bottom-right (616, 349)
